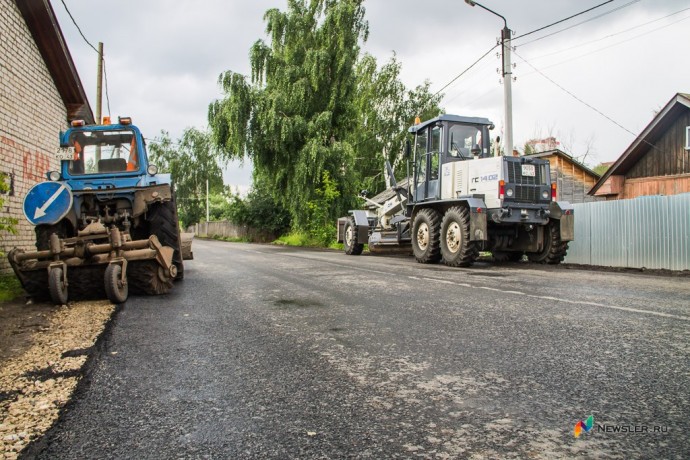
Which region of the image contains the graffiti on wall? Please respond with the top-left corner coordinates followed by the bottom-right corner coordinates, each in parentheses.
top-left (1, 135), bottom-right (52, 187)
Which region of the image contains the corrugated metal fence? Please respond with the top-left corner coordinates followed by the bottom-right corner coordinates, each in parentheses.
top-left (565, 193), bottom-right (690, 270)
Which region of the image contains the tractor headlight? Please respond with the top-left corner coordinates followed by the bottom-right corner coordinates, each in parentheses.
top-left (541, 190), bottom-right (549, 200)
top-left (506, 188), bottom-right (514, 197)
top-left (47, 171), bottom-right (61, 181)
top-left (147, 164), bottom-right (158, 175)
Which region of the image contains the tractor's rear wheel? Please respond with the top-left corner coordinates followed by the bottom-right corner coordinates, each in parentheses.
top-left (528, 221), bottom-right (569, 264)
top-left (48, 267), bottom-right (68, 305)
top-left (104, 264), bottom-right (128, 304)
top-left (440, 206), bottom-right (478, 267)
top-left (128, 261), bottom-right (174, 295)
top-left (412, 208), bottom-right (442, 264)
top-left (148, 199), bottom-right (184, 280)
top-left (343, 217), bottom-right (364, 255)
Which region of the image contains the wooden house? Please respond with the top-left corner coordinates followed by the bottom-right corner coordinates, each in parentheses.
top-left (590, 93), bottom-right (690, 200)
top-left (525, 149), bottom-right (602, 203)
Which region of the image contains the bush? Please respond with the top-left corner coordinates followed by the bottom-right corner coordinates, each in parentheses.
top-left (0, 274), bottom-right (23, 303)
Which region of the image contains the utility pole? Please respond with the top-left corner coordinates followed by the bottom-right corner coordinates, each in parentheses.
top-left (95, 42), bottom-right (104, 161)
top-left (465, 1), bottom-right (513, 155)
top-left (206, 179), bottom-right (210, 222)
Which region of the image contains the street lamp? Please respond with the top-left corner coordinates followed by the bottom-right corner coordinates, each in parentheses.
top-left (465, 0), bottom-right (513, 156)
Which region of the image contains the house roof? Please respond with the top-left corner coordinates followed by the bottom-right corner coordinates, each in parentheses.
top-left (525, 148), bottom-right (600, 179)
top-left (589, 93), bottom-right (690, 195)
top-left (15, 0), bottom-right (94, 124)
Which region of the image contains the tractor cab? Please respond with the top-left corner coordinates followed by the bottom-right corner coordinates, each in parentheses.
top-left (54, 117), bottom-right (160, 190)
top-left (408, 114), bottom-right (494, 203)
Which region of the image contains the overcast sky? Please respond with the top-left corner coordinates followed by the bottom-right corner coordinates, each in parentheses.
top-left (52, 0), bottom-right (690, 192)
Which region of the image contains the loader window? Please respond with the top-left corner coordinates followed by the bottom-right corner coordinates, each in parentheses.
top-left (68, 130), bottom-right (138, 175)
top-left (430, 126), bottom-right (441, 180)
top-left (449, 124), bottom-right (483, 159)
top-left (415, 129), bottom-right (427, 186)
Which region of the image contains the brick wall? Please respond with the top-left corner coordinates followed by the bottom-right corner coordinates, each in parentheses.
top-left (0, 0), bottom-right (69, 272)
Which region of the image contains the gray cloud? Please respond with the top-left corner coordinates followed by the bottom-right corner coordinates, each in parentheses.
top-left (53, 0), bottom-right (690, 188)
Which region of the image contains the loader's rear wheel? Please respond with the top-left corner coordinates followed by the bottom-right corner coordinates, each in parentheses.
top-left (343, 217), bottom-right (364, 255)
top-left (412, 208), bottom-right (442, 264)
top-left (48, 267), bottom-right (68, 305)
top-left (440, 206), bottom-right (479, 267)
top-left (148, 199), bottom-right (184, 280)
top-left (492, 251), bottom-right (524, 262)
top-left (104, 264), bottom-right (128, 304)
top-left (527, 221), bottom-right (569, 264)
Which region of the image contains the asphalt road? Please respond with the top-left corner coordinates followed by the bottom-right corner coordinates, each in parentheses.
top-left (27, 239), bottom-right (690, 459)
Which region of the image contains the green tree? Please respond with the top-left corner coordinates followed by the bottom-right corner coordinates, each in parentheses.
top-left (208, 0), bottom-right (367, 230)
top-left (208, 0), bottom-right (442, 237)
top-left (0, 173), bottom-right (18, 257)
top-left (148, 128), bottom-right (224, 228)
top-left (592, 163), bottom-right (610, 176)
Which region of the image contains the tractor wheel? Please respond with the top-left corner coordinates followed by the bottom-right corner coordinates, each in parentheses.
top-left (412, 208), bottom-right (442, 264)
top-left (148, 199), bottom-right (184, 280)
top-left (35, 221), bottom-right (69, 251)
top-left (527, 221), bottom-right (569, 264)
top-left (128, 261), bottom-right (174, 295)
top-left (343, 217), bottom-right (364, 255)
top-left (104, 264), bottom-right (128, 304)
top-left (440, 206), bottom-right (479, 267)
top-left (48, 267), bottom-right (68, 305)
top-left (492, 251), bottom-right (524, 263)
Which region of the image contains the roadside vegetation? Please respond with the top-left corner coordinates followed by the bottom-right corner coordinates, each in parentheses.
top-left (0, 274), bottom-right (23, 303)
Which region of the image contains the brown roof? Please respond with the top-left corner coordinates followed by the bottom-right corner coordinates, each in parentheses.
top-left (15, 0), bottom-right (94, 124)
top-left (589, 93), bottom-right (690, 195)
top-left (525, 148), bottom-right (600, 179)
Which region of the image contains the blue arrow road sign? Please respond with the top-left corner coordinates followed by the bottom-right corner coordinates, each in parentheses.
top-left (23, 181), bottom-right (73, 226)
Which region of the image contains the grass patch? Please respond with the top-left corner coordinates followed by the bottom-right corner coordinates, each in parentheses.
top-left (274, 232), bottom-right (333, 248)
top-left (0, 273), bottom-right (24, 303)
top-left (209, 234), bottom-right (250, 243)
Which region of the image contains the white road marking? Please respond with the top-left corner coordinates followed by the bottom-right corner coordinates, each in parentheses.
top-left (202, 241), bottom-right (690, 322)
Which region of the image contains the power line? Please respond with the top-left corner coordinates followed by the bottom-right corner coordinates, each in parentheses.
top-left (512, 50), bottom-right (662, 153)
top-left (431, 44), bottom-right (499, 101)
top-left (513, 0), bottom-right (614, 40)
top-left (520, 13), bottom-right (690, 76)
top-left (523, 7), bottom-right (690, 62)
top-left (516, 0), bottom-right (641, 47)
top-left (58, 0), bottom-right (112, 119)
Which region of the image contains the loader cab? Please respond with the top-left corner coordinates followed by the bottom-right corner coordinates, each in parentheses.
top-left (409, 114), bottom-right (493, 203)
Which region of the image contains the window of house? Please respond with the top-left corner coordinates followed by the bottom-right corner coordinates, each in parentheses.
top-left (686, 126), bottom-right (690, 150)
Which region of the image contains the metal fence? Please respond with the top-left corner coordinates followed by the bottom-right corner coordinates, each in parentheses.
top-left (564, 193), bottom-right (690, 270)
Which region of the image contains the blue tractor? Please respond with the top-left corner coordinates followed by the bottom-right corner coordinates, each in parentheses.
top-left (8, 117), bottom-right (192, 304)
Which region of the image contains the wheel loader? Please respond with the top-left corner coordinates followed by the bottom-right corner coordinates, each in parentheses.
top-left (337, 114), bottom-right (574, 266)
top-left (7, 117), bottom-right (193, 304)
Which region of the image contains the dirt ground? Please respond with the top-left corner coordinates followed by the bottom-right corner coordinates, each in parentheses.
top-left (0, 297), bottom-right (114, 459)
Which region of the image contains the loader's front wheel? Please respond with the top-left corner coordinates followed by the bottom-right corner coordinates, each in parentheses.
top-left (48, 267), bottom-right (68, 305)
top-left (440, 206), bottom-right (478, 267)
top-left (104, 264), bottom-right (128, 304)
top-left (412, 208), bottom-right (442, 264)
top-left (343, 217), bottom-right (364, 255)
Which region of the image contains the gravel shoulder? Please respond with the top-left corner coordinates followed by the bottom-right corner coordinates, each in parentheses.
top-left (0, 298), bottom-right (114, 458)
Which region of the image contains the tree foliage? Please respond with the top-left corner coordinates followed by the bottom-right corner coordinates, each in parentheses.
top-left (148, 128), bottom-right (224, 228)
top-left (208, 0), bottom-right (441, 234)
top-left (0, 174), bottom-right (18, 257)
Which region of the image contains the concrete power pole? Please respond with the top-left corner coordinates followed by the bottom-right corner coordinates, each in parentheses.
top-left (501, 26), bottom-right (513, 156)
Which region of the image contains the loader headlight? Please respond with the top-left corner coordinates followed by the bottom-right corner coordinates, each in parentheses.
top-left (47, 171), bottom-right (61, 181)
top-left (506, 188), bottom-right (514, 197)
top-left (147, 164), bottom-right (158, 175)
top-left (541, 190), bottom-right (549, 200)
